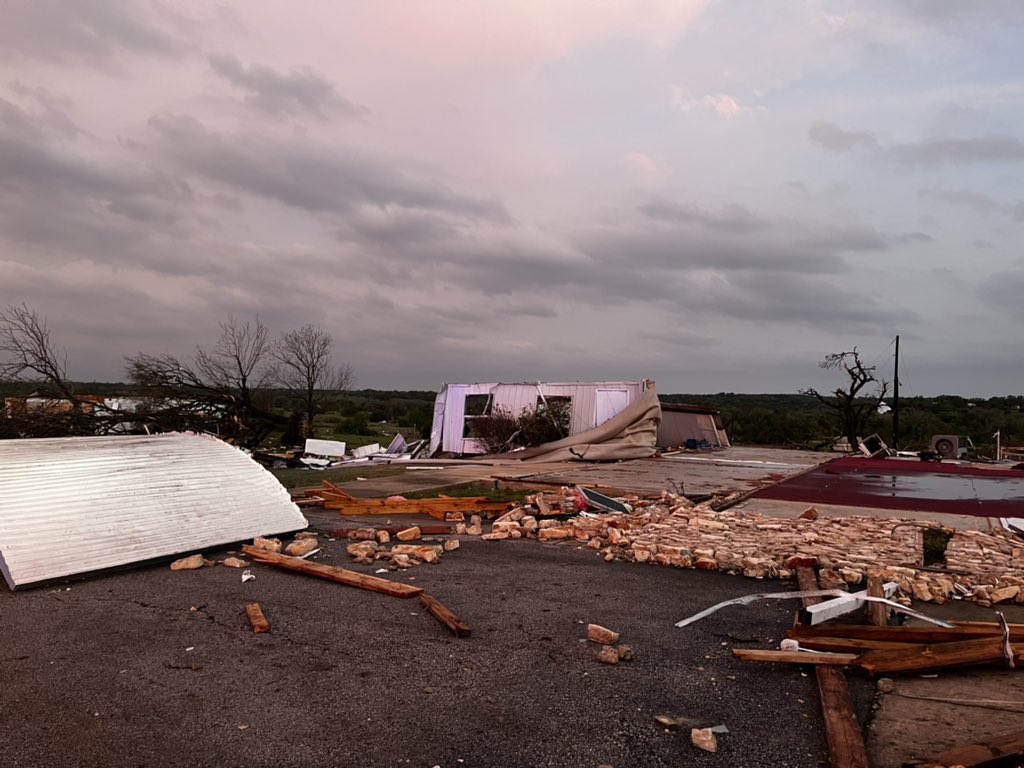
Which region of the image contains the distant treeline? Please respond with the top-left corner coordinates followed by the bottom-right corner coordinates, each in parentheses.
top-left (662, 393), bottom-right (1024, 453)
top-left (4, 382), bottom-right (1022, 452)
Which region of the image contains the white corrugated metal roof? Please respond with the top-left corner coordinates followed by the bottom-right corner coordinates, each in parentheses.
top-left (0, 432), bottom-right (308, 589)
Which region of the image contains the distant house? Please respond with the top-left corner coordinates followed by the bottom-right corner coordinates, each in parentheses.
top-left (429, 380), bottom-right (655, 456)
top-left (657, 402), bottom-right (730, 449)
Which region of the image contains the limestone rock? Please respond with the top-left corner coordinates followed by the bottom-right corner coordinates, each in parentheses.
top-left (443, 539), bottom-right (460, 552)
top-left (694, 557), bottom-right (718, 571)
top-left (295, 531), bottom-right (319, 540)
top-left (691, 728), bottom-right (717, 753)
top-left (375, 530), bottom-right (391, 544)
top-left (616, 644), bottom-right (633, 661)
top-left (396, 526), bottom-right (421, 541)
top-left (221, 557), bottom-right (248, 568)
top-left (351, 528), bottom-right (377, 541)
top-left (481, 531), bottom-right (509, 541)
top-left (170, 554), bottom-right (204, 571)
top-left (538, 527), bottom-right (573, 541)
top-left (251, 537), bottom-right (282, 554)
top-left (391, 553), bottom-right (413, 568)
top-left (347, 542), bottom-right (377, 558)
top-left (911, 579), bottom-right (933, 602)
top-left (286, 538), bottom-right (318, 557)
top-left (596, 646), bottom-right (620, 664)
top-left (991, 585), bottom-right (1020, 604)
top-left (587, 624), bottom-right (620, 644)
top-left (798, 507), bottom-right (818, 520)
top-left (455, 523), bottom-right (467, 535)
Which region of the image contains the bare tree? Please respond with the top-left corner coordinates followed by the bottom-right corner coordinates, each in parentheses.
top-left (272, 323), bottom-right (354, 438)
top-left (802, 348), bottom-right (889, 452)
top-left (0, 304), bottom-right (100, 437)
top-left (126, 315), bottom-right (281, 446)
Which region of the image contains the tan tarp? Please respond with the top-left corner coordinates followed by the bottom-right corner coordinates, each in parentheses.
top-left (502, 387), bottom-right (661, 463)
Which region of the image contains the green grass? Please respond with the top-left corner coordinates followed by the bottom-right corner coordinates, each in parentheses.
top-left (269, 464), bottom-right (409, 490)
top-left (401, 481), bottom-right (532, 504)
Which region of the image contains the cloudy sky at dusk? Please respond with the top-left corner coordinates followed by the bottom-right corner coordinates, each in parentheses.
top-left (2, 1), bottom-right (1023, 395)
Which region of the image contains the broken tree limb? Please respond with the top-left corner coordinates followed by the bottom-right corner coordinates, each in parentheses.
top-left (242, 546), bottom-right (423, 599)
top-left (732, 649), bottom-right (859, 666)
top-left (245, 603), bottom-right (270, 634)
top-left (419, 592), bottom-right (471, 637)
top-left (902, 727), bottom-right (1024, 768)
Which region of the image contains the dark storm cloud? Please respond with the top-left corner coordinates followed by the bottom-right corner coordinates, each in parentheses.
top-left (810, 120), bottom-right (1024, 167)
top-left (889, 135), bottom-right (1024, 166)
top-left (148, 114), bottom-right (512, 222)
top-left (808, 121), bottom-right (879, 152)
top-left (0, 0), bottom-right (184, 65)
top-left (979, 267), bottom-right (1024, 317)
top-left (638, 198), bottom-right (770, 233)
top-left (885, 0), bottom-right (1024, 28)
top-left (918, 187), bottom-right (1001, 214)
top-left (208, 54), bottom-right (368, 120)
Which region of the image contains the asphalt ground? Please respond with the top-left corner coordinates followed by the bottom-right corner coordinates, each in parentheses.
top-left (0, 534), bottom-right (872, 768)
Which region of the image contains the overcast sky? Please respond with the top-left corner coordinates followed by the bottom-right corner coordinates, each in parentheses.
top-left (2, 1), bottom-right (1023, 396)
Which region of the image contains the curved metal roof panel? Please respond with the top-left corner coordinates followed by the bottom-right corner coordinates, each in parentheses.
top-left (0, 432), bottom-right (307, 589)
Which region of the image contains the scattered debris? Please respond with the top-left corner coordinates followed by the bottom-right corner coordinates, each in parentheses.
top-left (251, 537), bottom-right (282, 554)
top-left (396, 526), bottom-right (421, 541)
top-left (902, 727), bottom-right (1024, 768)
top-left (690, 727), bottom-right (718, 753)
top-left (596, 646), bottom-right (620, 664)
top-left (616, 644), bottom-right (634, 661)
top-left (587, 624), bottom-right (621, 645)
top-left (242, 546), bottom-right (423, 598)
top-left (222, 557), bottom-right (248, 568)
top-left (241, 570), bottom-right (255, 583)
top-left (419, 592), bottom-right (471, 637)
top-left (170, 554), bottom-right (204, 571)
top-left (244, 603), bottom-right (269, 634)
top-left (285, 537), bottom-right (319, 557)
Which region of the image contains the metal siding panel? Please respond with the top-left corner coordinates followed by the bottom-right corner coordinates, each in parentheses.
top-left (0, 433), bottom-right (308, 589)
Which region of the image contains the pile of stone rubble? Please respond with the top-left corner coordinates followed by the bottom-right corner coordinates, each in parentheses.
top-left (479, 490), bottom-right (1024, 607)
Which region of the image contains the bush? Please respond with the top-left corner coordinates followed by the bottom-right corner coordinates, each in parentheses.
top-left (469, 407), bottom-right (522, 453)
top-left (517, 400), bottom-right (572, 447)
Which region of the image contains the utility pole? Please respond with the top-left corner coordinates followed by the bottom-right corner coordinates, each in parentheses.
top-left (892, 335), bottom-right (900, 450)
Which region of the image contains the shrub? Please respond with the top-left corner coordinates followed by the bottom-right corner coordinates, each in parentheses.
top-left (518, 400), bottom-right (572, 447)
top-left (469, 407), bottom-right (522, 453)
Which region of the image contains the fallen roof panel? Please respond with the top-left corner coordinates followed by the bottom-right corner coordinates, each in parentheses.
top-left (0, 432), bottom-right (307, 590)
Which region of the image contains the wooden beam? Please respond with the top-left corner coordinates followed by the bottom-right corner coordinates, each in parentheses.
top-left (790, 623), bottom-right (1024, 644)
top-left (322, 480), bottom-right (356, 500)
top-left (857, 637), bottom-right (1022, 676)
top-left (796, 567), bottom-right (870, 768)
top-left (732, 649), bottom-right (858, 666)
top-left (903, 728), bottom-right (1024, 768)
top-left (866, 572), bottom-right (888, 626)
top-left (789, 636), bottom-right (920, 653)
top-left (419, 593), bottom-right (471, 637)
top-left (804, 582), bottom-right (898, 625)
top-left (242, 546), bottom-right (423, 599)
top-left (244, 602), bottom-right (270, 634)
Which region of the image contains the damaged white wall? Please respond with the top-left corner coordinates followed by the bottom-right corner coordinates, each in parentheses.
top-left (0, 433), bottom-right (307, 590)
top-left (429, 380), bottom-right (650, 455)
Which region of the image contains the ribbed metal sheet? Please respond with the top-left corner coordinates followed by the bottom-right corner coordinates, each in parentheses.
top-left (0, 433), bottom-right (308, 589)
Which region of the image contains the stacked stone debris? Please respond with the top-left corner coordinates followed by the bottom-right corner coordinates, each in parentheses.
top-left (480, 490), bottom-right (1024, 607)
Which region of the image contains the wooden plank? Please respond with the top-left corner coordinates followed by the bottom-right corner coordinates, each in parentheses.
top-left (322, 480), bottom-right (356, 500)
top-left (817, 665), bottom-right (869, 768)
top-left (866, 572), bottom-right (888, 626)
top-left (790, 636), bottom-right (920, 653)
top-left (242, 546), bottom-right (423, 599)
top-left (244, 602), bottom-right (270, 634)
top-left (903, 728), bottom-right (1024, 768)
top-left (419, 593), bottom-right (471, 637)
top-left (790, 623), bottom-right (1024, 644)
top-left (796, 567), bottom-right (870, 768)
top-left (857, 637), bottom-right (1022, 676)
top-left (732, 649), bottom-right (859, 666)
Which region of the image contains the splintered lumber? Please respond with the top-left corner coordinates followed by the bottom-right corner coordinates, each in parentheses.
top-left (242, 546), bottom-right (423, 599)
top-left (732, 649), bottom-right (859, 666)
top-left (789, 623), bottom-right (1024, 645)
top-left (903, 728), bottom-right (1024, 768)
top-left (419, 592), bottom-right (471, 637)
top-left (866, 573), bottom-right (888, 626)
top-left (245, 603), bottom-right (270, 634)
top-left (857, 636), bottom-right (1023, 676)
top-left (796, 567), bottom-right (869, 768)
top-left (784, 636), bottom-right (914, 653)
top-left (324, 496), bottom-right (509, 520)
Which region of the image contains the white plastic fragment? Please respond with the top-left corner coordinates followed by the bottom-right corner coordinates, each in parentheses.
top-left (241, 570), bottom-right (256, 582)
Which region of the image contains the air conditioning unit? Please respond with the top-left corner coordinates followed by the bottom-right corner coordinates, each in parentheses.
top-left (931, 435), bottom-right (972, 459)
